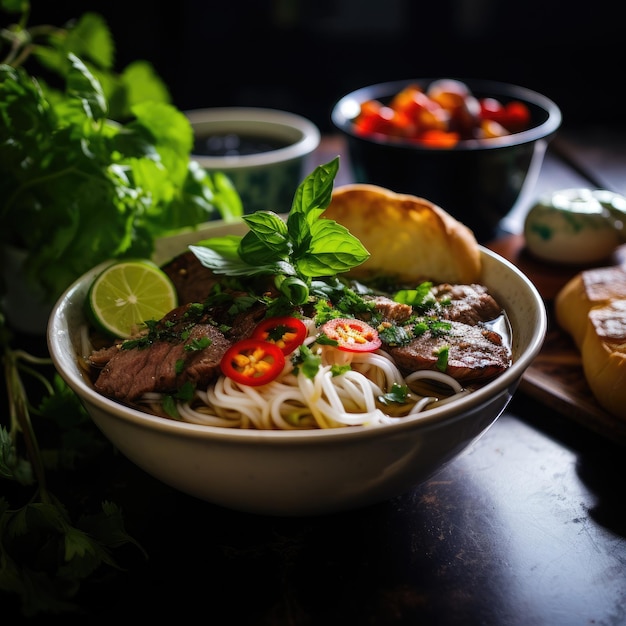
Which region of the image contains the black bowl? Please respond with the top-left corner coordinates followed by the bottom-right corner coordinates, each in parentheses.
top-left (331, 78), bottom-right (562, 242)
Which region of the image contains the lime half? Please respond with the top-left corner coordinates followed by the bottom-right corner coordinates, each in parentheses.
top-left (87, 260), bottom-right (178, 338)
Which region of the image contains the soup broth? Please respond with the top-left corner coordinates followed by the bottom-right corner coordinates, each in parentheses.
top-left (193, 133), bottom-right (292, 157)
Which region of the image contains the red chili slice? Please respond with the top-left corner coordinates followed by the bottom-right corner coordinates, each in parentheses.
top-left (321, 318), bottom-right (382, 353)
top-left (251, 316), bottom-right (307, 355)
top-left (220, 339), bottom-right (285, 386)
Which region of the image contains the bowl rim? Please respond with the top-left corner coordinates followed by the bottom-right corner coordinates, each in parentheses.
top-left (47, 232), bottom-right (547, 446)
top-left (331, 77), bottom-right (562, 151)
top-left (185, 107), bottom-right (321, 169)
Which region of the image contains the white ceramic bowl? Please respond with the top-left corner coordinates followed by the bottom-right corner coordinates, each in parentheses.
top-left (186, 107), bottom-right (320, 215)
top-left (47, 222), bottom-right (546, 517)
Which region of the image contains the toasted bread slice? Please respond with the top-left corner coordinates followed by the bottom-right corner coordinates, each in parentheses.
top-left (322, 184), bottom-right (481, 284)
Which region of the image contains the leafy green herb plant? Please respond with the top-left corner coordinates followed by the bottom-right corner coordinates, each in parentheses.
top-left (0, 1), bottom-right (243, 308)
top-left (0, 2), bottom-right (234, 615)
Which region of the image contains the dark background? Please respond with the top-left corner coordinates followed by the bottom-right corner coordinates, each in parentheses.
top-left (14, 0), bottom-right (625, 133)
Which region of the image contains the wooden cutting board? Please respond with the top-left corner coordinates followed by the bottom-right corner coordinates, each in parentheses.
top-left (488, 235), bottom-right (626, 446)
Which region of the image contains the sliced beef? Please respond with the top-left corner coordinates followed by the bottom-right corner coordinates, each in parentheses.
top-left (362, 284), bottom-right (503, 327)
top-left (88, 343), bottom-right (121, 367)
top-left (161, 250), bottom-right (220, 305)
top-left (431, 283), bottom-right (503, 325)
top-left (224, 302), bottom-right (269, 340)
top-left (162, 250), bottom-right (282, 306)
top-left (389, 320), bottom-right (511, 383)
top-left (91, 303), bottom-right (233, 402)
top-left (366, 296), bottom-right (413, 323)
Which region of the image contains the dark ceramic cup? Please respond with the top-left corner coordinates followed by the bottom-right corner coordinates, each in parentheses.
top-left (331, 78), bottom-right (562, 242)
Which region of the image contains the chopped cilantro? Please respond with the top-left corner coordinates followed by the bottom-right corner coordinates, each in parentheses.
top-left (330, 364), bottom-right (351, 377)
top-left (428, 320), bottom-right (453, 337)
top-left (378, 383), bottom-right (410, 405)
top-left (435, 345), bottom-right (450, 372)
top-left (413, 318), bottom-right (452, 338)
top-left (377, 323), bottom-right (413, 347)
top-left (184, 336), bottom-right (212, 352)
top-left (162, 395), bottom-right (180, 419)
top-left (394, 282), bottom-right (435, 310)
top-left (292, 344), bottom-right (322, 379)
top-left (414, 321), bottom-right (429, 337)
top-left (315, 333), bottom-right (339, 347)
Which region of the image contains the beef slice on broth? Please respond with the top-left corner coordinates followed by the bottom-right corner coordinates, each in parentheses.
top-left (384, 283), bottom-right (511, 383)
top-left (90, 304), bottom-right (233, 402)
top-left (388, 321), bottom-right (510, 383)
top-left (430, 283), bottom-right (504, 325)
top-left (89, 300), bottom-right (268, 403)
top-left (161, 250), bottom-right (221, 305)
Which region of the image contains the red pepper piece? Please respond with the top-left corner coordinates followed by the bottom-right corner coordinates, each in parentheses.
top-left (252, 316), bottom-right (307, 355)
top-left (220, 339), bottom-right (285, 386)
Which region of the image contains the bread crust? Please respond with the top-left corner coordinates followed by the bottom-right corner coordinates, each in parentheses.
top-left (555, 265), bottom-right (626, 419)
top-left (322, 184), bottom-right (481, 284)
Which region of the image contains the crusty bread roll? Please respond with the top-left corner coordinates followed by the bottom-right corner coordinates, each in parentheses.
top-left (322, 184), bottom-right (482, 284)
top-left (555, 265), bottom-right (626, 419)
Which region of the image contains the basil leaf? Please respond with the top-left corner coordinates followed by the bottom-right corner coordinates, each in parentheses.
top-left (190, 245), bottom-right (292, 277)
top-left (200, 171), bottom-right (243, 222)
top-left (295, 219), bottom-right (370, 277)
top-left (239, 212), bottom-right (291, 264)
top-left (243, 210), bottom-right (289, 238)
top-left (239, 230), bottom-right (290, 265)
top-left (274, 275), bottom-right (310, 305)
top-left (189, 245), bottom-right (249, 273)
top-left (289, 157), bottom-right (339, 226)
top-left (284, 211), bottom-right (313, 258)
top-left (193, 237), bottom-right (241, 260)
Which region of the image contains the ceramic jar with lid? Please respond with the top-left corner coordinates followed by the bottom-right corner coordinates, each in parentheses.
top-left (523, 188), bottom-right (626, 264)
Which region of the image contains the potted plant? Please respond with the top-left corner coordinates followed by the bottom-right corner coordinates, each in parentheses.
top-left (0, 3), bottom-right (243, 333)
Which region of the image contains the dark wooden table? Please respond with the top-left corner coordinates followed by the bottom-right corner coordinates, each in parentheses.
top-left (6, 126), bottom-right (626, 625)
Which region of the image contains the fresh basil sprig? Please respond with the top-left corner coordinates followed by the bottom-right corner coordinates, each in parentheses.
top-left (190, 157), bottom-right (370, 305)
